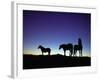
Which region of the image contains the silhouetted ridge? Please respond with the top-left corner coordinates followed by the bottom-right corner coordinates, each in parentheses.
top-left (23, 54), bottom-right (90, 69)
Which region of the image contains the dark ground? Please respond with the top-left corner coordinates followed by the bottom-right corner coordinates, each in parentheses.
top-left (23, 54), bottom-right (91, 69)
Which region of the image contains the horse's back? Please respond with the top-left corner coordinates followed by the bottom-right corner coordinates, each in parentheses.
top-left (46, 48), bottom-right (51, 51)
top-left (74, 45), bottom-right (82, 50)
top-left (67, 43), bottom-right (73, 48)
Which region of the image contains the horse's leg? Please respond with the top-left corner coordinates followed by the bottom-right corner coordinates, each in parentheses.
top-left (72, 49), bottom-right (74, 55)
top-left (42, 51), bottom-right (43, 55)
top-left (70, 51), bottom-right (71, 56)
top-left (70, 50), bottom-right (72, 57)
top-left (74, 50), bottom-right (77, 56)
top-left (69, 50), bottom-right (71, 56)
top-left (79, 50), bottom-right (80, 57)
top-left (64, 50), bottom-right (66, 56)
top-left (79, 50), bottom-right (82, 57)
top-left (72, 49), bottom-right (73, 57)
top-left (73, 50), bottom-right (76, 56)
top-left (76, 50), bottom-right (77, 56)
top-left (81, 50), bottom-right (82, 56)
top-left (48, 51), bottom-right (50, 56)
top-left (79, 50), bottom-right (81, 57)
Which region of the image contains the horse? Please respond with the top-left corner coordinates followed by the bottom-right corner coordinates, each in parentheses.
top-left (74, 38), bottom-right (83, 57)
top-left (38, 45), bottom-right (51, 55)
top-left (59, 43), bottom-right (73, 56)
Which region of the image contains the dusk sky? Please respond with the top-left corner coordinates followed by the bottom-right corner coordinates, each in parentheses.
top-left (23, 10), bottom-right (91, 57)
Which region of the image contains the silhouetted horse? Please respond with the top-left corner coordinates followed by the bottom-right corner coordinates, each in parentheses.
top-left (74, 38), bottom-right (83, 57)
top-left (38, 45), bottom-right (51, 55)
top-left (59, 43), bottom-right (73, 56)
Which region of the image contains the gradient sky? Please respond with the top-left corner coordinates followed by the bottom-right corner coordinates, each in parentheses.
top-left (23, 10), bottom-right (91, 57)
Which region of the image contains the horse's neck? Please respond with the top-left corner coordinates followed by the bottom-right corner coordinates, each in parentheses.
top-left (78, 44), bottom-right (82, 47)
top-left (40, 47), bottom-right (45, 49)
top-left (78, 41), bottom-right (82, 46)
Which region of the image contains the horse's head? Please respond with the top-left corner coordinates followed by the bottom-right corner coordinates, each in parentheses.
top-left (38, 45), bottom-right (42, 49)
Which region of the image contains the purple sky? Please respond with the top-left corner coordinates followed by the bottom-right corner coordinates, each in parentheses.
top-left (23, 10), bottom-right (91, 56)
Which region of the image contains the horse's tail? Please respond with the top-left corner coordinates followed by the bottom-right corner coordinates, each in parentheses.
top-left (48, 49), bottom-right (51, 55)
top-left (74, 45), bottom-right (76, 56)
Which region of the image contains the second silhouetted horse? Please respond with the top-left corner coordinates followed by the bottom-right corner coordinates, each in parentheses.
top-left (59, 43), bottom-right (73, 56)
top-left (38, 45), bottom-right (51, 55)
top-left (74, 38), bottom-right (83, 57)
